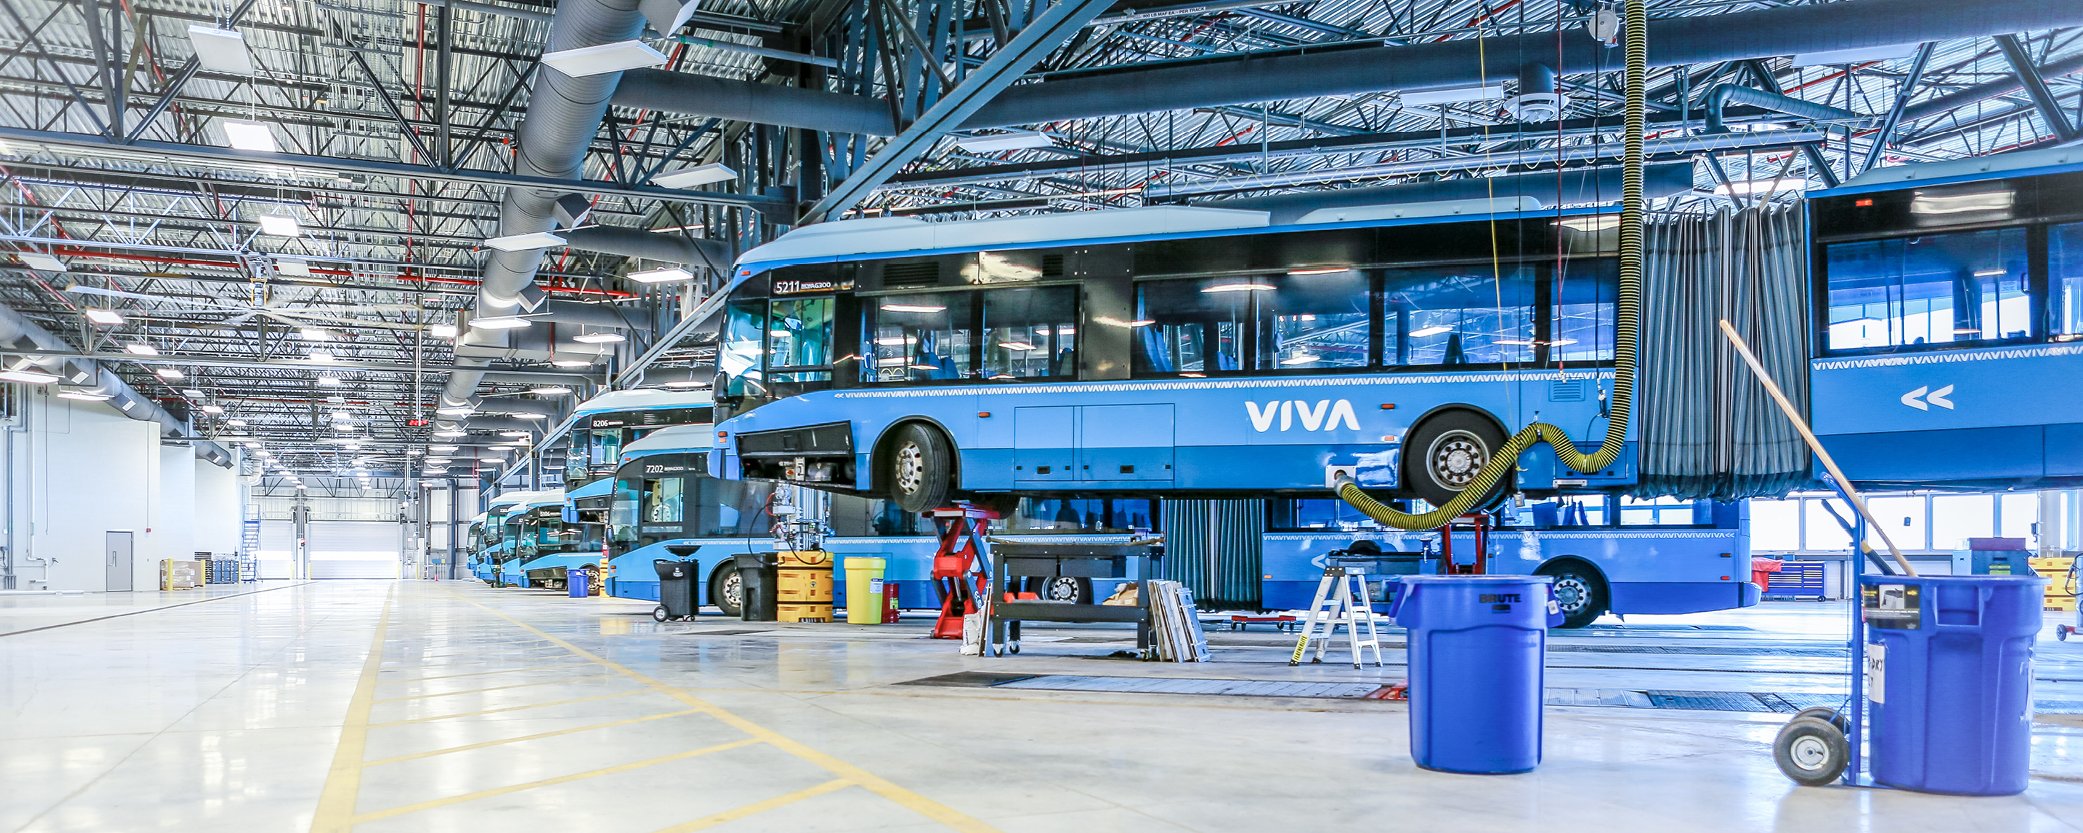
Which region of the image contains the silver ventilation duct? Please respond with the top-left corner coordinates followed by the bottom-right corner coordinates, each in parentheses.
top-left (0, 300), bottom-right (233, 465)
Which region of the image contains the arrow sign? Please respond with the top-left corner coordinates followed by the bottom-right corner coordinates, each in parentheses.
top-left (1900, 384), bottom-right (1956, 411)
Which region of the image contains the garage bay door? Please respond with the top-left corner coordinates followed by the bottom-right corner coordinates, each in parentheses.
top-left (307, 520), bottom-right (401, 579)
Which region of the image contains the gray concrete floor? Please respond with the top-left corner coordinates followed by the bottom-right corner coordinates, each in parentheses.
top-left (2, 581), bottom-right (2079, 833)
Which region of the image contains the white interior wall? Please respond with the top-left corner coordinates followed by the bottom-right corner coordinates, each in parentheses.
top-left (15, 392), bottom-right (162, 592)
top-left (192, 457), bottom-right (244, 554)
top-left (157, 445), bottom-right (197, 563)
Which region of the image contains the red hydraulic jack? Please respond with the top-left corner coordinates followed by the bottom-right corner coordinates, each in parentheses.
top-left (929, 503), bottom-right (1000, 639)
top-left (1434, 512), bottom-right (1491, 575)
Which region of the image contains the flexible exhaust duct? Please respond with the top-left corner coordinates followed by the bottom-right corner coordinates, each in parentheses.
top-left (612, 0), bottom-right (2083, 134)
top-left (563, 226), bottom-right (732, 275)
top-left (0, 300), bottom-right (232, 465)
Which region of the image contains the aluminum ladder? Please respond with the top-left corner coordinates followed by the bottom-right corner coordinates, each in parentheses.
top-left (1288, 564), bottom-right (1384, 669)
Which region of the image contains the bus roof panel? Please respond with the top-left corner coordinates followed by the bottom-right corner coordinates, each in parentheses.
top-left (490, 489), bottom-right (563, 509)
top-left (1819, 146), bottom-right (2083, 197)
top-left (737, 206), bottom-right (1271, 270)
top-left (572, 387), bottom-right (713, 419)
top-left (620, 423), bottom-right (714, 462)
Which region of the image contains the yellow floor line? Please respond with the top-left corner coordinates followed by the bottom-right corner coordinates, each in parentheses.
top-left (366, 689), bottom-right (650, 727)
top-left (389, 663), bottom-right (588, 683)
top-left (465, 599), bottom-right (1003, 833)
top-left (363, 709), bottom-right (704, 767)
top-left (347, 738), bottom-right (760, 825)
top-left (309, 586), bottom-right (395, 833)
top-left (649, 779), bottom-right (853, 833)
top-left (371, 673), bottom-right (618, 703)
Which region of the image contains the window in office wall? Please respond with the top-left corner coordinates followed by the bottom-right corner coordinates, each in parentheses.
top-left (1865, 496), bottom-right (1928, 551)
top-left (1750, 499), bottom-right (1800, 551)
top-left (1802, 499), bottom-right (1855, 551)
top-left (1931, 494), bottom-right (1995, 550)
top-left (1998, 493), bottom-right (2038, 541)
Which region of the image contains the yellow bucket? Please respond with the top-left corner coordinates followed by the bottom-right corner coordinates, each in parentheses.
top-left (845, 557), bottom-right (888, 624)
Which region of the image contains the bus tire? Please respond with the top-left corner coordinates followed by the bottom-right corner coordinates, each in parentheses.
top-left (885, 423), bottom-right (954, 513)
top-left (1030, 576), bottom-right (1092, 605)
top-left (1404, 411), bottom-right (1509, 508)
top-left (711, 563), bottom-right (743, 617)
top-left (1538, 560), bottom-right (1608, 629)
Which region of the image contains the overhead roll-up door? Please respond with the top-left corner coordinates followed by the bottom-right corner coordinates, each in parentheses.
top-left (307, 520), bottom-right (400, 579)
top-left (256, 520), bottom-right (298, 579)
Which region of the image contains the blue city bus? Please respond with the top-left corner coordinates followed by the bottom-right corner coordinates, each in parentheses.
top-left (563, 388), bottom-right (714, 493)
top-left (1806, 147), bottom-right (2083, 489)
top-left (499, 492), bottom-right (604, 590)
top-left (468, 493), bottom-right (537, 584)
top-left (704, 202), bottom-right (1629, 513)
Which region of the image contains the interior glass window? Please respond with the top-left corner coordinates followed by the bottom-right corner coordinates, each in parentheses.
top-left (981, 286), bottom-right (1077, 380)
top-left (1133, 278), bottom-right (1252, 375)
top-left (644, 476), bottom-right (685, 525)
top-left (720, 299), bottom-right (765, 396)
top-left (1382, 265), bottom-right (1537, 366)
top-left (865, 292), bottom-right (976, 383)
top-left (768, 297), bottom-right (834, 370)
top-left (1258, 269), bottom-right (1371, 370)
top-left (1551, 259), bottom-right (1618, 363)
top-left (1824, 227), bottom-right (2032, 351)
top-left (2052, 222), bottom-right (2083, 339)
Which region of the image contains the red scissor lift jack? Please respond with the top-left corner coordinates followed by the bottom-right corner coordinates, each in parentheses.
top-left (929, 504), bottom-right (999, 640)
top-left (1434, 512), bottom-right (1491, 575)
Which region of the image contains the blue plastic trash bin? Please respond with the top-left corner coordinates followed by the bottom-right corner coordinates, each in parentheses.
top-left (1860, 574), bottom-right (2045, 796)
top-left (1392, 575), bottom-right (1561, 774)
top-left (567, 567), bottom-right (590, 598)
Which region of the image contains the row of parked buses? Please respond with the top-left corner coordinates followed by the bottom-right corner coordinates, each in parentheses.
top-left (467, 148), bottom-right (2083, 625)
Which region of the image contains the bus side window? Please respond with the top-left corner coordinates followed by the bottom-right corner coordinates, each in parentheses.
top-left (981, 286), bottom-right (1077, 380)
top-left (1382, 265), bottom-right (1537, 367)
top-left (1551, 259), bottom-right (1618, 364)
top-left (1823, 227), bottom-right (2032, 351)
top-left (865, 292), bottom-right (976, 383)
top-left (2053, 222), bottom-right (2083, 338)
top-left (1134, 278), bottom-right (1247, 376)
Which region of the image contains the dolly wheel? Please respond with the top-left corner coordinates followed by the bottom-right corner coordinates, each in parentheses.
top-left (652, 606), bottom-right (669, 623)
top-left (2057, 625), bottom-right (2069, 642)
top-left (1774, 716), bottom-right (1849, 787)
top-left (1791, 706), bottom-right (1851, 736)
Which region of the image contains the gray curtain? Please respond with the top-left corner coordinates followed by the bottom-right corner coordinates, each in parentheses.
top-left (1158, 499), bottom-right (1265, 609)
top-left (1639, 205), bottom-right (1813, 498)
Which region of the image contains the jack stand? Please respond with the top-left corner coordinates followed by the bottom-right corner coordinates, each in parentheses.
top-left (1437, 513), bottom-right (1491, 575)
top-left (1289, 563), bottom-right (1384, 669)
top-left (929, 503), bottom-right (1000, 640)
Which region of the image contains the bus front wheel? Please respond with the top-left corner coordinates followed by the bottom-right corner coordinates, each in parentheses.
top-left (885, 423), bottom-right (954, 513)
top-left (712, 565), bottom-right (743, 617)
top-left (1539, 561), bottom-right (1608, 629)
top-left (1405, 411), bottom-right (1509, 508)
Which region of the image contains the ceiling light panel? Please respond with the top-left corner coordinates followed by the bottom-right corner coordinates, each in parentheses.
top-left (186, 25), bottom-right (256, 75)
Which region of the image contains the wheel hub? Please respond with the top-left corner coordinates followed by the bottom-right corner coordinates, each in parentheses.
top-left (1552, 576), bottom-right (1590, 612)
top-left (1044, 578), bottom-right (1079, 603)
top-left (1430, 431), bottom-right (1488, 488)
top-left (895, 442), bottom-right (924, 494)
top-left (1789, 736), bottom-right (1831, 771)
top-left (720, 572), bottom-right (742, 610)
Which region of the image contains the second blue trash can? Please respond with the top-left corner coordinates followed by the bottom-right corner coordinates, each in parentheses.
top-left (1393, 575), bottom-right (1561, 774)
top-left (1861, 574), bottom-right (2045, 796)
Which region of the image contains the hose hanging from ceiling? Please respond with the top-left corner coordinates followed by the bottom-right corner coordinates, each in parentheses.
top-left (1334, 0), bottom-right (1647, 530)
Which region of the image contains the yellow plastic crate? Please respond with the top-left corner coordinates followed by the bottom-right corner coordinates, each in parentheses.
top-left (2035, 556), bottom-right (2078, 610)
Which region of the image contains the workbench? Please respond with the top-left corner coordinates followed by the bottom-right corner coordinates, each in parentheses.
top-left (985, 537), bottom-right (1164, 657)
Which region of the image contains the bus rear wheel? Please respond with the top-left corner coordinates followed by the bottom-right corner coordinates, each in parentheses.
top-left (1539, 561), bottom-right (1608, 629)
top-left (885, 423), bottom-right (954, 513)
top-left (1405, 411), bottom-right (1509, 508)
top-left (712, 565), bottom-right (743, 617)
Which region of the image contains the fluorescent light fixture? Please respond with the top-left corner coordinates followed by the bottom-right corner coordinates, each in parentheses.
top-left (433, 430), bottom-right (466, 439)
top-left (57, 389), bottom-right (112, 401)
top-left (480, 454), bottom-right (507, 462)
top-left (331, 410), bottom-right (352, 421)
top-left (879, 302), bottom-right (948, 313)
top-left (244, 441), bottom-right (263, 448)
top-left (220, 120), bottom-right (278, 152)
top-left (652, 162), bottom-right (738, 189)
top-left (501, 430), bottom-right (531, 438)
top-left (873, 337), bottom-right (908, 346)
top-left (469, 315), bottom-right (533, 330)
top-left (551, 359), bottom-right (593, 368)
top-left (1201, 282), bottom-right (1274, 294)
top-left (572, 331), bottom-right (626, 344)
top-left (425, 458), bottom-right (450, 465)
top-left (227, 419), bottom-right (248, 427)
top-left (1910, 189), bottom-right (2014, 215)
top-left (429, 445), bottom-right (458, 453)
top-left (430, 323), bottom-right (458, 338)
top-left (1547, 338), bottom-right (1578, 347)
top-left (1402, 83), bottom-right (1506, 106)
top-left (277, 259), bottom-right (311, 277)
top-left (299, 327), bottom-right (332, 341)
top-left (182, 388), bottom-right (206, 397)
top-left (156, 368), bottom-right (185, 380)
top-left (540, 40), bottom-right (667, 77)
top-left (1279, 353), bottom-right (1323, 366)
top-left (344, 442), bottom-right (362, 451)
top-left (998, 341), bottom-right (1036, 351)
top-left (84, 309), bottom-right (125, 325)
top-left (325, 396), bottom-right (346, 404)
top-left (316, 374), bottom-right (342, 387)
top-left (200, 404), bottom-right (225, 414)
top-left (515, 412), bottom-right (547, 420)
top-left (1287, 266), bottom-right (1349, 276)
top-left (1495, 338), bottom-right (1537, 346)
top-left (528, 386), bottom-right (572, 396)
top-left (661, 379), bottom-right (705, 388)
top-left (1409, 324), bottom-right (1455, 338)
top-left (186, 25), bottom-right (255, 74)
top-left (19, 252), bottom-right (66, 272)
top-left (1556, 215), bottom-right (1622, 232)
top-left (954, 129), bottom-right (1054, 153)
top-left (307, 351), bottom-right (338, 363)
top-left (0, 368), bottom-right (60, 384)
top-left (257, 214), bottom-right (301, 236)
top-left (1791, 42), bottom-right (1919, 67)
top-left (1711, 177), bottom-right (1813, 196)
top-left (1973, 268), bottom-right (2008, 278)
top-left (125, 343), bottom-right (159, 356)
top-left (626, 266), bottom-right (693, 284)
top-left (483, 231), bottom-right (566, 252)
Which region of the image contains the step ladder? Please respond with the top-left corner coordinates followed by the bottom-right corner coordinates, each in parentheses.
top-left (1288, 564), bottom-right (1384, 669)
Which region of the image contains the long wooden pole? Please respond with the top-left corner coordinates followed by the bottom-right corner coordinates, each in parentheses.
top-left (1718, 319), bottom-right (1916, 576)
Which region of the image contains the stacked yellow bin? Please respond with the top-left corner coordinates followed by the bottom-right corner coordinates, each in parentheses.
top-left (2033, 556), bottom-right (2078, 611)
top-left (776, 550), bottom-right (834, 622)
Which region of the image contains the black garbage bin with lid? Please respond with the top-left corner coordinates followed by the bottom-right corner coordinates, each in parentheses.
top-left (652, 559), bottom-right (697, 622)
top-left (733, 553), bottom-right (780, 622)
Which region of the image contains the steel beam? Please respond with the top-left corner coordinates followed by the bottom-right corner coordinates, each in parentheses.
top-left (1862, 42), bottom-right (1936, 174)
top-left (0, 346), bottom-right (598, 378)
top-left (1994, 34), bottom-right (2079, 143)
top-left (0, 126), bottom-right (785, 212)
top-left (802, 0), bottom-right (1117, 222)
